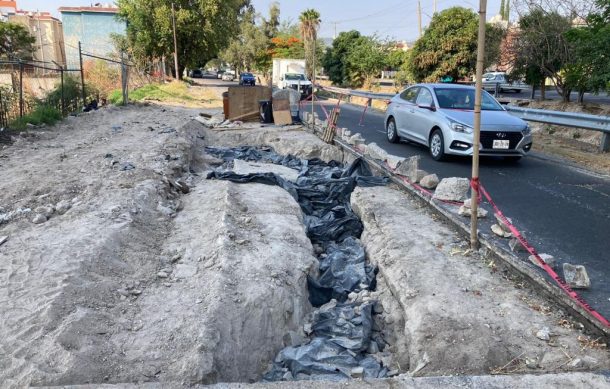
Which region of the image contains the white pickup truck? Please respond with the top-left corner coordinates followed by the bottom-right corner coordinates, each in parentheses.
top-left (272, 59), bottom-right (312, 99)
top-left (482, 72), bottom-right (527, 93)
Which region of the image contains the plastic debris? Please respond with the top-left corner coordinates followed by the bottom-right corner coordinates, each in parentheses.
top-left (206, 146), bottom-right (389, 381)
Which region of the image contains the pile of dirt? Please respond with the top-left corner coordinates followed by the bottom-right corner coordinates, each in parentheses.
top-left (0, 105), bottom-right (320, 387)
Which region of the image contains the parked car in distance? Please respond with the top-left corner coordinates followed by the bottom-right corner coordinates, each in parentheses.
top-left (221, 71), bottom-right (235, 81)
top-left (239, 72), bottom-right (256, 86)
top-left (189, 68), bottom-right (203, 78)
top-left (384, 83), bottom-right (532, 161)
top-left (482, 72), bottom-right (527, 93)
top-left (217, 70), bottom-right (225, 79)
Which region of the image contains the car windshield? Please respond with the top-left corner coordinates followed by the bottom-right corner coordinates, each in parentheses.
top-left (434, 88), bottom-right (503, 111)
top-left (242, 73), bottom-right (253, 77)
top-left (285, 73), bottom-right (305, 80)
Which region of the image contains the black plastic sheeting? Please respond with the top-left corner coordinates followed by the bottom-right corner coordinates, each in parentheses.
top-left (206, 146), bottom-right (389, 381)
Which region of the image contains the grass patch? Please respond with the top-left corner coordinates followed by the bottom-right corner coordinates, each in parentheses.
top-left (10, 105), bottom-right (62, 130)
top-left (109, 82), bottom-right (195, 105)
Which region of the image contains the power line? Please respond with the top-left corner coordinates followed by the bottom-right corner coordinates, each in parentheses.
top-left (326, 1), bottom-right (413, 24)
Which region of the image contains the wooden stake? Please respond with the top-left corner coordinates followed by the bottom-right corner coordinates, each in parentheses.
top-left (470, 0), bottom-right (487, 250)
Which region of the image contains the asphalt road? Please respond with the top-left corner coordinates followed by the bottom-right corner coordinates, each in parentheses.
top-left (309, 99), bottom-right (610, 320)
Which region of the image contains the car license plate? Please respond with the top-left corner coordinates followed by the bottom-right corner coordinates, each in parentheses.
top-left (493, 140), bottom-right (510, 149)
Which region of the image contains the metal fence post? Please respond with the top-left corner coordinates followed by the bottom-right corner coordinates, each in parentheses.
top-left (60, 66), bottom-right (65, 115)
top-left (79, 41), bottom-right (86, 108)
top-left (19, 60), bottom-right (23, 117)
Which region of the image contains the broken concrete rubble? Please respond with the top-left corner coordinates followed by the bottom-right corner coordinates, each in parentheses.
top-left (491, 223), bottom-right (511, 237)
top-left (394, 155), bottom-right (420, 182)
top-left (364, 142), bottom-right (388, 162)
top-left (385, 154), bottom-right (404, 170)
top-left (459, 205), bottom-right (488, 218)
top-left (350, 185), bottom-right (610, 377)
top-left (563, 263), bottom-right (591, 289)
top-left (528, 253), bottom-right (557, 269)
top-left (432, 177), bottom-right (470, 202)
top-left (419, 173), bottom-right (439, 189)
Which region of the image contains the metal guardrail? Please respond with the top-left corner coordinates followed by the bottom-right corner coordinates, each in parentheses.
top-left (316, 84), bottom-right (610, 152)
top-left (504, 106), bottom-right (610, 133)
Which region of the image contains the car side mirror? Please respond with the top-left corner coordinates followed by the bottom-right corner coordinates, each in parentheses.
top-left (279, 77), bottom-right (284, 81)
top-left (418, 104), bottom-right (436, 112)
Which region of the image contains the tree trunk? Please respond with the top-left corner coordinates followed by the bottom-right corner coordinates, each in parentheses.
top-left (540, 82), bottom-right (546, 100)
top-left (562, 88), bottom-right (571, 103)
top-left (530, 84), bottom-right (536, 100)
top-left (577, 89), bottom-right (585, 103)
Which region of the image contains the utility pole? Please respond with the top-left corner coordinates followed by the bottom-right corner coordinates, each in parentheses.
top-left (171, 3), bottom-right (179, 80)
top-left (418, 0), bottom-right (423, 37)
top-left (18, 60), bottom-right (23, 117)
top-left (434, 0), bottom-right (437, 13)
top-left (470, 0), bottom-right (487, 250)
top-left (78, 41), bottom-right (86, 108)
top-left (333, 22), bottom-right (337, 39)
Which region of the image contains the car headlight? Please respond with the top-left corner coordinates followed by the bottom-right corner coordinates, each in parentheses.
top-left (449, 119), bottom-right (473, 134)
top-left (522, 124), bottom-right (531, 135)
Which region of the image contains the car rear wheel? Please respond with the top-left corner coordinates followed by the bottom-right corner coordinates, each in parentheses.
top-left (386, 118), bottom-right (399, 143)
top-left (429, 129), bottom-right (446, 161)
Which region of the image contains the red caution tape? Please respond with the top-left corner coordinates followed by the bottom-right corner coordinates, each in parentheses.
top-left (476, 180), bottom-right (610, 328)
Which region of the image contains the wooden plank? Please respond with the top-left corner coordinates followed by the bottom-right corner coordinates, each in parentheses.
top-left (227, 86), bottom-right (271, 122)
top-left (272, 98), bottom-right (292, 125)
top-left (272, 99), bottom-right (292, 126)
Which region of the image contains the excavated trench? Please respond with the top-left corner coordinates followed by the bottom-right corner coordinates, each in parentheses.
top-left (205, 146), bottom-right (398, 381)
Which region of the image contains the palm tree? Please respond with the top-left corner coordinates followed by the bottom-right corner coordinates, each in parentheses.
top-left (299, 8), bottom-right (321, 80)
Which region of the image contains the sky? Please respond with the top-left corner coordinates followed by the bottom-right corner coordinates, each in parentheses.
top-left (18, 0), bottom-right (505, 42)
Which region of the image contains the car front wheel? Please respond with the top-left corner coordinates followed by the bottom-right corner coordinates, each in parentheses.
top-left (429, 129), bottom-right (446, 161)
top-left (386, 118), bottom-right (399, 143)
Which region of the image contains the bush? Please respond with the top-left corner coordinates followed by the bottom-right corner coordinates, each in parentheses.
top-left (45, 76), bottom-right (83, 113)
top-left (10, 105), bottom-right (62, 129)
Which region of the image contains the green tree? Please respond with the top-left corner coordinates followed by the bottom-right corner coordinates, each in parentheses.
top-left (0, 21), bottom-right (35, 60)
top-left (407, 7), bottom-right (504, 83)
top-left (299, 8), bottom-right (321, 80)
top-left (564, 0), bottom-right (610, 102)
top-left (220, 10), bottom-right (269, 74)
top-left (321, 30), bottom-right (361, 86)
top-left (345, 36), bottom-right (387, 88)
top-left (116, 0), bottom-right (248, 79)
top-left (510, 8), bottom-right (573, 101)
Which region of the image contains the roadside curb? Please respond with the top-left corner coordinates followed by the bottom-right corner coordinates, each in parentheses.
top-left (319, 130), bottom-right (610, 338)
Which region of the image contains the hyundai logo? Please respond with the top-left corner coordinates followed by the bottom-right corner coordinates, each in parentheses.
top-left (496, 132), bottom-right (507, 138)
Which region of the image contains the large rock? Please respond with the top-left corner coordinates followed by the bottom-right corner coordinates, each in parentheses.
top-left (419, 174), bottom-right (439, 189)
top-left (395, 155), bottom-right (420, 182)
top-left (494, 213), bottom-right (513, 234)
top-left (529, 253), bottom-right (557, 269)
top-left (563, 263), bottom-right (590, 289)
top-left (432, 177), bottom-right (470, 202)
top-left (491, 224), bottom-right (511, 237)
top-left (386, 154), bottom-right (405, 170)
top-left (365, 142), bottom-right (389, 162)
